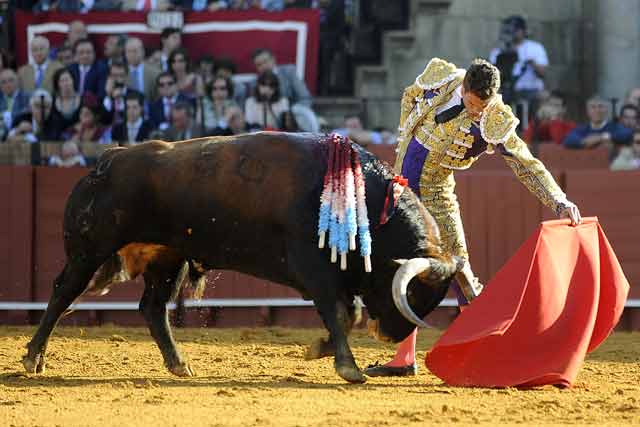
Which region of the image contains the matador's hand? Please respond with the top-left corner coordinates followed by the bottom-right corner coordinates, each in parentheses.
top-left (559, 200), bottom-right (582, 226)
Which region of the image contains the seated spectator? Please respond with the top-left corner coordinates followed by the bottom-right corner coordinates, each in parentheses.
top-left (125, 37), bottom-right (160, 101)
top-left (149, 71), bottom-right (192, 130)
top-left (0, 69), bottom-right (32, 132)
top-left (50, 67), bottom-right (82, 139)
top-left (110, 91), bottom-right (154, 145)
top-left (5, 89), bottom-right (57, 143)
top-left (198, 76), bottom-right (239, 130)
top-left (65, 93), bottom-right (107, 144)
top-left (610, 138), bottom-right (640, 171)
top-left (55, 46), bottom-right (74, 68)
top-left (158, 28), bottom-right (182, 72)
top-left (563, 96), bottom-right (632, 156)
top-left (48, 141), bottom-right (87, 168)
top-left (197, 55), bottom-right (216, 89)
top-left (332, 114), bottom-right (393, 146)
top-left (102, 60), bottom-right (145, 125)
top-left (160, 102), bottom-right (206, 141)
top-left (69, 38), bottom-right (108, 96)
top-left (252, 47), bottom-right (311, 107)
top-left (523, 90), bottom-right (576, 145)
top-left (168, 48), bottom-right (204, 100)
top-left (209, 105), bottom-right (260, 136)
top-left (18, 36), bottom-right (64, 95)
top-left (245, 70), bottom-right (290, 130)
top-left (215, 57), bottom-right (248, 107)
top-left (619, 104), bottom-right (639, 132)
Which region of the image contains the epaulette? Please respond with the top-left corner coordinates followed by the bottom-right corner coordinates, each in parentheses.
top-left (480, 97), bottom-right (520, 144)
top-left (415, 57), bottom-right (465, 90)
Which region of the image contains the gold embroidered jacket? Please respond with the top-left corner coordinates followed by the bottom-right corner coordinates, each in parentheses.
top-left (394, 58), bottom-right (570, 260)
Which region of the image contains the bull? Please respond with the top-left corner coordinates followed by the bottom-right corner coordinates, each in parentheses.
top-left (22, 132), bottom-right (461, 383)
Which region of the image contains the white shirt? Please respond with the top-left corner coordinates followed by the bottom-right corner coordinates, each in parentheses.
top-left (436, 85), bottom-right (463, 115)
top-left (127, 117), bottom-right (143, 143)
top-left (489, 39), bottom-right (548, 92)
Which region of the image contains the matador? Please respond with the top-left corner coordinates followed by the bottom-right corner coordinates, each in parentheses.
top-left (365, 57), bottom-right (582, 377)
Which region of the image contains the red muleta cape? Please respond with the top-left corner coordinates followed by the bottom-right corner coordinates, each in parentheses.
top-left (426, 217), bottom-right (629, 388)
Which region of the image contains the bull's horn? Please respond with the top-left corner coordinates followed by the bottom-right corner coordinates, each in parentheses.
top-left (391, 258), bottom-right (431, 328)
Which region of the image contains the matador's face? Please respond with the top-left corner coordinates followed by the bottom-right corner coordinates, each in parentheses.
top-left (461, 86), bottom-right (493, 121)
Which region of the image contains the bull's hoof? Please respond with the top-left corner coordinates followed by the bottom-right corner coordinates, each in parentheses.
top-left (304, 338), bottom-right (335, 360)
top-left (336, 364), bottom-right (366, 384)
top-left (22, 353), bottom-right (45, 374)
top-left (168, 362), bottom-right (195, 377)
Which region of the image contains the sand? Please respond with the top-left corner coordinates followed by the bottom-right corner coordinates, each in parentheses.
top-left (1, 326), bottom-right (639, 426)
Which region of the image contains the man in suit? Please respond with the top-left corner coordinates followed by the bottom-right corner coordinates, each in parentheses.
top-left (0, 69), bottom-right (32, 131)
top-left (252, 48), bottom-right (312, 107)
top-left (148, 71), bottom-right (193, 130)
top-left (101, 60), bottom-right (146, 125)
top-left (161, 101), bottom-right (205, 141)
top-left (68, 38), bottom-right (108, 97)
top-left (125, 37), bottom-right (160, 101)
top-left (18, 36), bottom-right (64, 95)
top-left (110, 91), bottom-right (154, 144)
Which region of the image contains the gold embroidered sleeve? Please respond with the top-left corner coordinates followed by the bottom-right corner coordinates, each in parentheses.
top-left (500, 134), bottom-right (569, 215)
top-left (398, 83), bottom-right (422, 134)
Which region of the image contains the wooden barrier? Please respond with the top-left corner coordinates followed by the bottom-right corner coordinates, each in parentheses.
top-left (0, 166), bottom-right (33, 324)
top-left (537, 144), bottom-right (610, 170)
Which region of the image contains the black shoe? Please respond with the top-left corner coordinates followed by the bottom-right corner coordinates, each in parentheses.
top-left (363, 362), bottom-right (417, 377)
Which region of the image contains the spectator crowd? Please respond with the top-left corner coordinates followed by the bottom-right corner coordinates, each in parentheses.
top-left (0, 21), bottom-right (326, 164)
top-left (2, 10), bottom-right (640, 172)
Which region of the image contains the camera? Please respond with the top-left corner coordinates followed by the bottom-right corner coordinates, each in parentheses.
top-left (114, 82), bottom-right (125, 89)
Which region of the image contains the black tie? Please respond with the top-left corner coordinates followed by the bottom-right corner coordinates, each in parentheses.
top-left (435, 102), bottom-right (465, 124)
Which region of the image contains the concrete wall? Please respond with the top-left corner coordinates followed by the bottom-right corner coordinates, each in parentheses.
top-left (355, 0), bottom-right (639, 129)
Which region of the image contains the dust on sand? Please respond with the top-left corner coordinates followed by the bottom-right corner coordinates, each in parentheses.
top-left (1, 326), bottom-right (639, 426)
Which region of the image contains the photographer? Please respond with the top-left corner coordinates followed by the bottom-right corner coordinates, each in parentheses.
top-left (102, 60), bottom-right (145, 126)
top-left (489, 15), bottom-right (548, 109)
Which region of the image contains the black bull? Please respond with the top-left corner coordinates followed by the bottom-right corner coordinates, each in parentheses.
top-left (23, 132), bottom-right (460, 383)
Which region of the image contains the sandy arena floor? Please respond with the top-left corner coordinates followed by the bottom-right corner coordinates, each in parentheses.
top-left (0, 326), bottom-right (639, 426)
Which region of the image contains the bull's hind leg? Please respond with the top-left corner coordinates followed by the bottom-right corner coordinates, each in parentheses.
top-left (23, 258), bottom-right (101, 374)
top-left (140, 256), bottom-right (194, 377)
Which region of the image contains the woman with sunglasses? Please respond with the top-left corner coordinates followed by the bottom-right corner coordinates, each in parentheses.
top-left (198, 76), bottom-right (239, 130)
top-left (245, 70), bottom-right (290, 130)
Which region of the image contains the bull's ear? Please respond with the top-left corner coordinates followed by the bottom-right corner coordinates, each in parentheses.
top-left (393, 259), bottom-right (409, 266)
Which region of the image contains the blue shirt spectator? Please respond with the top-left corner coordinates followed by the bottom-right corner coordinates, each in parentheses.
top-left (563, 96), bottom-right (633, 149)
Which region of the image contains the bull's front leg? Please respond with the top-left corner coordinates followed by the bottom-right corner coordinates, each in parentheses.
top-left (315, 297), bottom-right (365, 383)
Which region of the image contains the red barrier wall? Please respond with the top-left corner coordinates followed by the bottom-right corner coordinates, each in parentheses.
top-left (0, 166), bottom-right (33, 324)
top-left (1, 164), bottom-right (638, 328)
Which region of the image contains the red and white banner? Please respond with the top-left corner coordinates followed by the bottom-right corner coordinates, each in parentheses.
top-left (15, 9), bottom-right (319, 94)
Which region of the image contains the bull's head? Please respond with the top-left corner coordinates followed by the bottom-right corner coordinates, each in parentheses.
top-left (363, 255), bottom-right (462, 342)
top-left (359, 185), bottom-right (462, 343)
